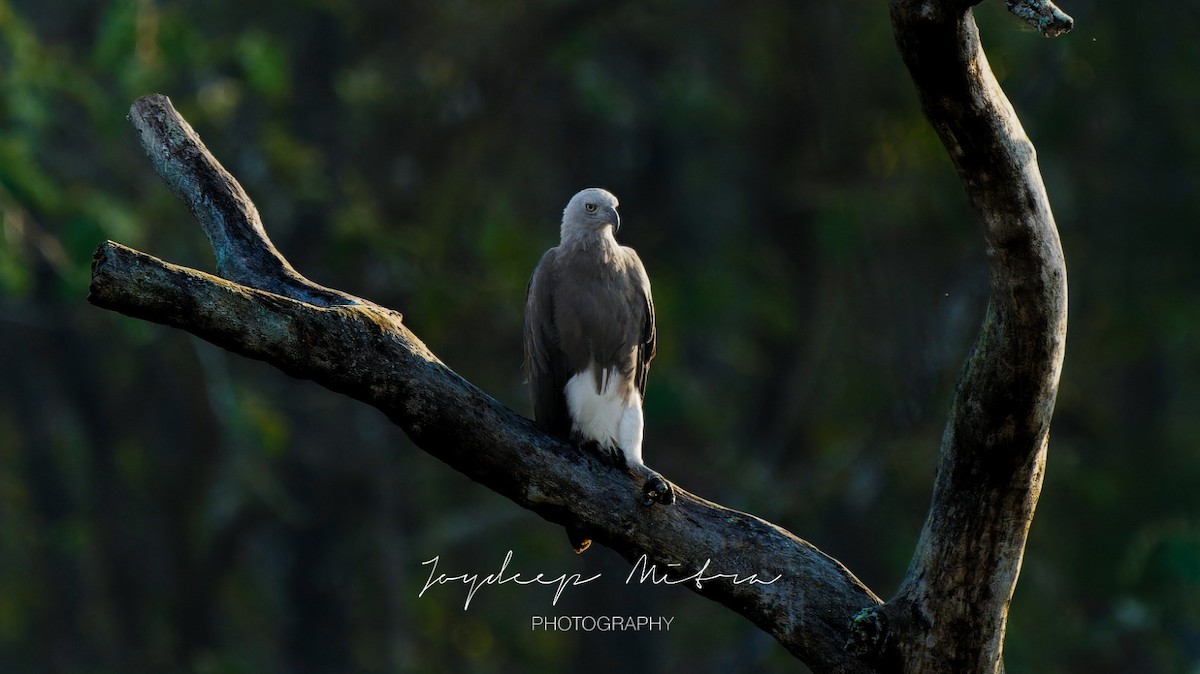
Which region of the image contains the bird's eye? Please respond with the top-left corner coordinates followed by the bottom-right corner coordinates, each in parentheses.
top-left (584, 203), bottom-right (597, 213)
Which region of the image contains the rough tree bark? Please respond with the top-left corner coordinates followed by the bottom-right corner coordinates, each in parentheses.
top-left (87, 1), bottom-right (1070, 671)
top-left (875, 1), bottom-right (1070, 672)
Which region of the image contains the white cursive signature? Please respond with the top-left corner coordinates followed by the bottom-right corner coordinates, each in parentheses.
top-left (419, 550), bottom-right (602, 610)
top-left (625, 554), bottom-right (782, 589)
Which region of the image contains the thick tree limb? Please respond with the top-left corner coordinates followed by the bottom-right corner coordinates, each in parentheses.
top-left (93, 95), bottom-right (882, 674)
top-left (874, 1), bottom-right (1070, 672)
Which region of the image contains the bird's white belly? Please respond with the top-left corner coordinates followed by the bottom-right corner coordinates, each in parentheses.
top-left (563, 369), bottom-right (644, 466)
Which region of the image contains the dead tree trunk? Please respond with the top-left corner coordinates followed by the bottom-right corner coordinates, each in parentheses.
top-left (866, 0), bottom-right (1072, 671)
top-left (87, 1), bottom-right (1070, 671)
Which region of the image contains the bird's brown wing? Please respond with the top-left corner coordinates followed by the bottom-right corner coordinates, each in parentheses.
top-left (629, 250), bottom-right (656, 399)
top-left (523, 248), bottom-right (572, 437)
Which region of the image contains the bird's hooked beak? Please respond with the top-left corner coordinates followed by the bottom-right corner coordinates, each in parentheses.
top-left (610, 207), bottom-right (621, 233)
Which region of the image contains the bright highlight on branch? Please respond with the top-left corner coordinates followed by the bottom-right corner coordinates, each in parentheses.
top-left (1004, 0), bottom-right (1074, 37)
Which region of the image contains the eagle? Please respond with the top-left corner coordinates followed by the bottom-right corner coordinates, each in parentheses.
top-left (523, 188), bottom-right (674, 553)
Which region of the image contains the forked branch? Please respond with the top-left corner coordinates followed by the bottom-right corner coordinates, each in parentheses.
top-left (90, 0), bottom-right (1070, 667)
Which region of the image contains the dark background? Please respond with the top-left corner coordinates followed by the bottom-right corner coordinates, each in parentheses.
top-left (1, 1), bottom-right (1197, 672)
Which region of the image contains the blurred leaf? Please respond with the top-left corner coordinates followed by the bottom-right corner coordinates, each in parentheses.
top-left (237, 31), bottom-right (289, 100)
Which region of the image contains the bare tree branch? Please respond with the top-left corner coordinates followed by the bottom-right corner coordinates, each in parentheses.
top-left (93, 95), bottom-right (883, 674)
top-left (862, 1), bottom-right (1071, 672)
top-left (127, 95), bottom-right (354, 306)
top-left (1003, 0), bottom-right (1074, 37)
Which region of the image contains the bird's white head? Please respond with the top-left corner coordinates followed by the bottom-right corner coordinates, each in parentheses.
top-left (560, 187), bottom-right (620, 245)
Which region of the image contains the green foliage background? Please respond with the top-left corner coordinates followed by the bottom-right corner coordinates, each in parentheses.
top-left (1, 0), bottom-right (1197, 672)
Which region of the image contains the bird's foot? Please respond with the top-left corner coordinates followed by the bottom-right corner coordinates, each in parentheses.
top-left (576, 439), bottom-right (628, 470)
top-left (606, 446), bottom-right (628, 469)
top-left (641, 473), bottom-right (676, 506)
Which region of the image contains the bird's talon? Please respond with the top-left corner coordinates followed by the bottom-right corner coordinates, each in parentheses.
top-left (641, 476), bottom-right (675, 506)
top-left (609, 448), bottom-right (628, 470)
